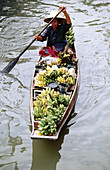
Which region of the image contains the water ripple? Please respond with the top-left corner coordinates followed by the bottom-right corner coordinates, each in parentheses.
top-left (0, 0), bottom-right (110, 170)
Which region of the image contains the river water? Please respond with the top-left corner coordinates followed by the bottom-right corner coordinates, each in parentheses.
top-left (0, 0), bottom-right (110, 170)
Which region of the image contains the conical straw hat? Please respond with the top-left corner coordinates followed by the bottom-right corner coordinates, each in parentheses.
top-left (44, 10), bottom-right (66, 23)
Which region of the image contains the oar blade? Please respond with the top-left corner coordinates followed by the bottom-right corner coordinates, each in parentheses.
top-left (1, 56), bottom-right (20, 74)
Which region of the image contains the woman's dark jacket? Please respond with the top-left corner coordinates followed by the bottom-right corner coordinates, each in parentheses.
top-left (41, 22), bottom-right (71, 52)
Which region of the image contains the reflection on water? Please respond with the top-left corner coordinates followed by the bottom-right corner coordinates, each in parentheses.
top-left (31, 133), bottom-right (63, 170)
top-left (8, 118), bottom-right (23, 156)
top-left (0, 0), bottom-right (110, 169)
top-left (0, 115), bottom-right (22, 170)
top-left (31, 111), bottom-right (77, 170)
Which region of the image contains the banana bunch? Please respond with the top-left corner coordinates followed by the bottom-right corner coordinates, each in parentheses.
top-left (47, 104), bottom-right (66, 123)
top-left (57, 76), bottom-right (65, 83)
top-left (33, 88), bottom-right (65, 121)
top-left (58, 49), bottom-right (73, 65)
top-left (66, 26), bottom-right (75, 48)
top-left (40, 88), bottom-right (59, 99)
top-left (58, 67), bottom-right (69, 75)
top-left (35, 70), bottom-right (46, 87)
top-left (58, 94), bottom-right (70, 106)
top-left (33, 88), bottom-right (70, 136)
top-left (38, 117), bottom-right (57, 136)
top-left (34, 88), bottom-right (59, 107)
top-left (37, 104), bottom-right (67, 136)
top-left (46, 66), bottom-right (54, 73)
top-left (66, 76), bottom-right (75, 85)
top-left (56, 26), bottom-right (75, 65)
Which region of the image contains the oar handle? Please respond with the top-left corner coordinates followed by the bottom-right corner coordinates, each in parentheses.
top-left (18, 39), bottom-right (36, 58)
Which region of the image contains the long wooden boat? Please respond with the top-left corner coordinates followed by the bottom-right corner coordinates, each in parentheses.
top-left (30, 31), bottom-right (79, 140)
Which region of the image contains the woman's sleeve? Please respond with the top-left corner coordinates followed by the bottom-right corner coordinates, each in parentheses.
top-left (63, 22), bottom-right (72, 33)
top-left (41, 27), bottom-right (50, 41)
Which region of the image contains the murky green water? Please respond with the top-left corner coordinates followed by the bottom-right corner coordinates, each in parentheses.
top-left (0, 0), bottom-right (110, 170)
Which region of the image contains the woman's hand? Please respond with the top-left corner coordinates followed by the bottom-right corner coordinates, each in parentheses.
top-left (59, 6), bottom-right (71, 25)
top-left (59, 6), bottom-right (66, 13)
top-left (34, 34), bottom-right (42, 41)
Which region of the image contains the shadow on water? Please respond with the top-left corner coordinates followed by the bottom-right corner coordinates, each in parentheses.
top-left (30, 108), bottom-right (77, 170)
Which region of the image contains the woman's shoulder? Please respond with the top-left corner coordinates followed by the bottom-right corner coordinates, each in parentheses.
top-left (62, 22), bottom-right (72, 27)
top-left (47, 26), bottom-right (53, 30)
top-left (61, 22), bottom-right (72, 31)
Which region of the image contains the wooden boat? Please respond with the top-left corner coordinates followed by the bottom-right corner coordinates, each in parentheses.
top-left (30, 41), bottom-right (79, 140)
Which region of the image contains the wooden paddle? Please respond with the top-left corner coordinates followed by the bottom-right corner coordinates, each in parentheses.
top-left (1, 8), bottom-right (64, 74)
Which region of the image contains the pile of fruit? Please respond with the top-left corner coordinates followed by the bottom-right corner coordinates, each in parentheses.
top-left (66, 26), bottom-right (75, 48)
top-left (35, 66), bottom-right (76, 87)
top-left (57, 48), bottom-right (73, 65)
top-left (33, 88), bottom-right (70, 136)
top-left (55, 26), bottom-right (75, 65)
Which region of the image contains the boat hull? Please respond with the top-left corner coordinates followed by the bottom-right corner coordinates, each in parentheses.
top-left (30, 58), bottom-right (79, 140)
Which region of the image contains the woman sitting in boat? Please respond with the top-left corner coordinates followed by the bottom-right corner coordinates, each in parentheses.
top-left (34, 6), bottom-right (73, 57)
